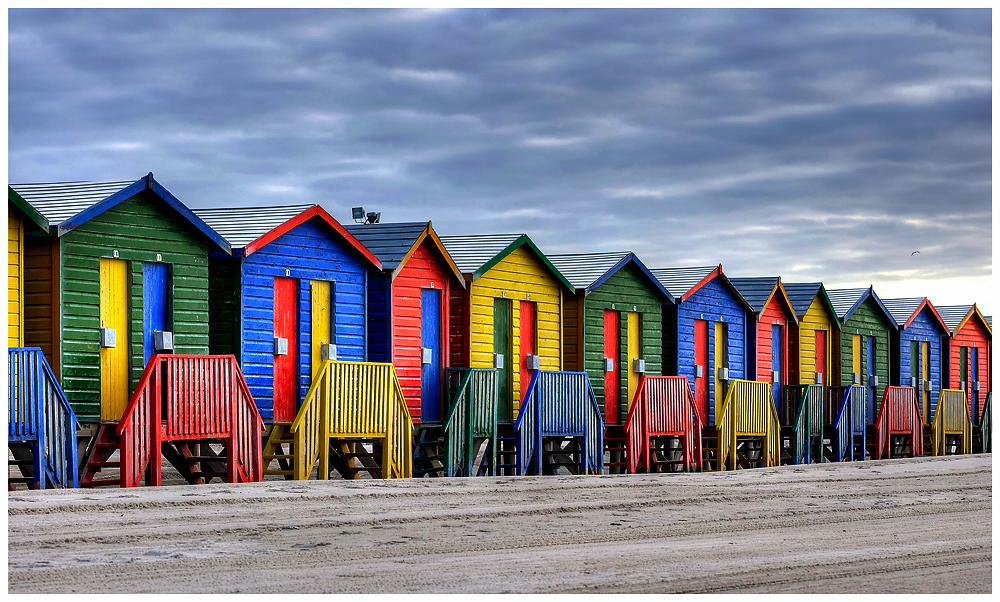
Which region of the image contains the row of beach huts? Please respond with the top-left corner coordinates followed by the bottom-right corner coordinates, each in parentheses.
top-left (7, 173), bottom-right (992, 489)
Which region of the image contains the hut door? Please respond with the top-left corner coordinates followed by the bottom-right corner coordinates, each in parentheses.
top-left (970, 347), bottom-right (979, 422)
top-left (99, 257), bottom-right (129, 421)
top-left (693, 320), bottom-right (708, 423)
top-left (273, 277), bottom-right (298, 423)
top-left (714, 322), bottom-right (728, 420)
top-left (771, 324), bottom-right (783, 411)
top-left (921, 341), bottom-right (930, 424)
top-left (603, 310), bottom-right (620, 424)
top-left (814, 330), bottom-right (826, 388)
top-left (627, 312), bottom-right (640, 408)
top-left (310, 280), bottom-right (333, 379)
top-left (493, 298), bottom-right (512, 422)
top-left (9, 214), bottom-right (23, 347)
top-left (142, 263), bottom-right (170, 367)
top-left (519, 301), bottom-right (536, 409)
top-left (421, 289), bottom-right (443, 423)
top-left (866, 336), bottom-right (876, 419)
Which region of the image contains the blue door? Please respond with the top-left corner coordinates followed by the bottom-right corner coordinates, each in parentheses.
top-left (866, 336), bottom-right (876, 419)
top-left (771, 324), bottom-right (782, 411)
top-left (142, 262), bottom-right (170, 366)
top-left (420, 289), bottom-right (442, 422)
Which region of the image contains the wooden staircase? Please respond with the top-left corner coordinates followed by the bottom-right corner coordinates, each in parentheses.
top-left (647, 435), bottom-right (686, 472)
top-left (8, 441), bottom-right (36, 490)
top-left (412, 424), bottom-right (445, 478)
top-left (604, 424), bottom-right (626, 474)
top-left (495, 423), bottom-right (517, 476)
top-left (702, 424), bottom-right (718, 471)
top-left (262, 423), bottom-right (296, 479)
top-left (541, 437), bottom-right (583, 475)
top-left (80, 422), bottom-right (123, 487)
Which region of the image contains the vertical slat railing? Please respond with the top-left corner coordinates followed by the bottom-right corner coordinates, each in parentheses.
top-left (514, 371), bottom-right (539, 475)
top-left (716, 380), bottom-right (781, 470)
top-left (874, 386), bottom-right (923, 459)
top-left (981, 393), bottom-right (992, 453)
top-left (624, 376), bottom-right (647, 473)
top-left (625, 376), bottom-right (702, 473)
top-left (442, 368), bottom-right (498, 476)
top-left (932, 389), bottom-right (972, 456)
top-left (830, 386), bottom-right (851, 461)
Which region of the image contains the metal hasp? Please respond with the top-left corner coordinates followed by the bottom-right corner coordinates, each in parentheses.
top-left (718, 367), bottom-right (729, 381)
top-left (273, 337), bottom-right (288, 356)
top-left (153, 330), bottom-right (173, 352)
top-left (494, 353), bottom-right (504, 369)
top-left (695, 364), bottom-right (703, 378)
top-left (421, 347), bottom-right (433, 365)
top-left (514, 370), bottom-right (603, 476)
top-left (525, 354), bottom-right (541, 370)
top-left (8, 348), bottom-right (80, 489)
top-left (99, 327), bottom-right (117, 348)
top-left (632, 359), bottom-right (645, 373)
top-left (624, 375), bottom-right (704, 473)
top-left (873, 386), bottom-right (923, 459)
top-left (604, 358), bottom-right (614, 372)
top-left (320, 342), bottom-right (337, 361)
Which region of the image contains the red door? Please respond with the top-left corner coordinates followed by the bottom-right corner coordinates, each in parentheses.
top-left (603, 309), bottom-right (619, 424)
top-left (519, 301), bottom-right (536, 402)
top-left (273, 277), bottom-right (298, 423)
top-left (814, 330), bottom-right (826, 386)
top-left (694, 319), bottom-right (708, 422)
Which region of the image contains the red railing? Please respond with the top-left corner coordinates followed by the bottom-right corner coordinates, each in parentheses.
top-left (874, 386), bottom-right (923, 459)
top-left (625, 376), bottom-right (704, 473)
top-left (116, 355), bottom-right (263, 487)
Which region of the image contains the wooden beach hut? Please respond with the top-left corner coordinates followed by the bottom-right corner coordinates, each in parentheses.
top-left (881, 297), bottom-right (949, 425)
top-left (826, 287), bottom-right (896, 422)
top-left (546, 251), bottom-right (674, 472)
top-left (936, 304), bottom-right (991, 425)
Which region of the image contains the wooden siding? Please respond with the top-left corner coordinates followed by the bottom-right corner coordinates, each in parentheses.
top-left (671, 277), bottom-right (747, 425)
top-left (751, 294), bottom-right (794, 383)
top-left (578, 263), bottom-right (664, 423)
top-left (23, 236), bottom-right (58, 374)
top-left (895, 307), bottom-right (944, 418)
top-left (838, 297), bottom-right (892, 406)
top-left (948, 317), bottom-right (990, 422)
top-left (58, 193), bottom-right (212, 422)
top-left (8, 213), bottom-right (23, 346)
top-left (387, 239), bottom-right (452, 422)
top-left (466, 245), bottom-right (562, 420)
top-left (448, 284), bottom-right (468, 368)
top-left (236, 218), bottom-right (368, 423)
top-left (207, 255), bottom-right (240, 356)
top-left (562, 292), bottom-right (584, 372)
top-left (792, 296), bottom-right (836, 386)
top-left (366, 272), bottom-right (390, 362)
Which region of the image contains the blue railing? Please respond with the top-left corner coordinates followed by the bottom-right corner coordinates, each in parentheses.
top-left (829, 385), bottom-right (867, 462)
top-left (8, 347), bottom-right (79, 488)
top-left (514, 370), bottom-right (604, 475)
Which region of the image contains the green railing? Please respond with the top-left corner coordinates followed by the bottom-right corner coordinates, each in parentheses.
top-left (441, 368), bottom-right (499, 476)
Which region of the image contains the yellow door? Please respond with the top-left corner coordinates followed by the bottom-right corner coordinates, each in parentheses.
top-left (626, 311), bottom-right (640, 407)
top-left (311, 280), bottom-right (332, 378)
top-left (921, 341), bottom-right (930, 424)
top-left (852, 334), bottom-right (862, 384)
top-left (100, 258), bottom-right (129, 420)
top-left (714, 321), bottom-right (727, 418)
top-left (8, 214), bottom-right (23, 347)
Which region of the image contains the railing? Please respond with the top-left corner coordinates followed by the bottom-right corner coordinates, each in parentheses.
top-left (290, 360), bottom-right (413, 479)
top-left (715, 380), bottom-right (781, 471)
top-left (981, 393), bottom-right (992, 453)
top-left (625, 376), bottom-right (704, 473)
top-left (785, 384), bottom-right (824, 464)
top-left (8, 348), bottom-right (79, 489)
top-left (829, 385), bottom-right (867, 462)
top-left (873, 386), bottom-right (923, 459)
top-left (441, 368), bottom-right (498, 476)
top-left (116, 354), bottom-right (263, 487)
top-left (514, 370), bottom-right (604, 475)
top-left (931, 390), bottom-right (972, 456)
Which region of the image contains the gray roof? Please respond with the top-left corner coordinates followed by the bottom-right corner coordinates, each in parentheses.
top-left (987, 316), bottom-right (992, 329)
top-left (10, 180), bottom-right (135, 223)
top-left (880, 297), bottom-right (925, 327)
top-left (545, 251), bottom-right (630, 290)
top-left (438, 233), bottom-right (522, 273)
top-left (782, 282), bottom-right (824, 317)
top-left (193, 204), bottom-right (313, 248)
top-left (649, 266), bottom-right (717, 299)
top-left (935, 304), bottom-right (974, 334)
top-left (825, 288), bottom-right (869, 320)
top-left (344, 222), bottom-right (429, 272)
top-left (729, 277), bottom-right (779, 314)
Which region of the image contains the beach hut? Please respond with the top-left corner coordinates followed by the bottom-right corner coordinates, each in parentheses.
top-left (439, 233), bottom-right (575, 474)
top-left (10, 175), bottom-right (261, 487)
top-left (936, 304), bottom-right (991, 425)
top-left (546, 251), bottom-right (674, 472)
top-left (826, 287), bottom-right (896, 422)
top-left (881, 297), bottom-right (949, 425)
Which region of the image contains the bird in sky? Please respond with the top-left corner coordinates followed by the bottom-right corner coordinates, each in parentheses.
top-left (911, 250), bottom-right (920, 256)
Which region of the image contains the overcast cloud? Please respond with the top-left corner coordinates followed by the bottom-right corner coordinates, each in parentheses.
top-left (8, 8), bottom-right (992, 312)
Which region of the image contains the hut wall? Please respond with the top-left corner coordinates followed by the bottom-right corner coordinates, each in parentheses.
top-left (838, 298), bottom-right (892, 408)
top-left (448, 283), bottom-right (468, 368)
top-left (23, 235), bottom-right (59, 373)
top-left (8, 212), bottom-right (23, 347)
top-left (562, 292), bottom-right (584, 372)
top-left (896, 308), bottom-right (944, 417)
top-left (238, 218), bottom-right (368, 423)
top-left (467, 245), bottom-right (562, 418)
top-left (207, 255), bottom-right (240, 356)
top-left (366, 272), bottom-right (390, 363)
top-left (791, 296), bottom-right (836, 387)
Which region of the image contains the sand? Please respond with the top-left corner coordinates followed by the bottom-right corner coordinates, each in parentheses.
top-left (7, 454), bottom-right (992, 594)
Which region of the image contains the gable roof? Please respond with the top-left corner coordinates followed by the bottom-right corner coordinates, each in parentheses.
top-left (935, 304), bottom-right (992, 337)
top-left (545, 251), bottom-right (674, 302)
top-left (438, 233), bottom-right (574, 292)
top-left (782, 281), bottom-right (838, 321)
top-left (825, 286), bottom-right (895, 327)
top-left (881, 297), bottom-right (949, 332)
top-left (649, 264), bottom-right (753, 311)
top-left (8, 186), bottom-right (49, 231)
top-left (728, 277), bottom-right (797, 324)
top-left (344, 221), bottom-right (464, 286)
top-left (10, 173), bottom-right (230, 254)
top-left (194, 204), bottom-right (381, 268)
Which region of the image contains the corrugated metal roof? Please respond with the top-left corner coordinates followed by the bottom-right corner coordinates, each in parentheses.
top-left (880, 297), bottom-right (925, 327)
top-left (729, 277), bottom-right (779, 314)
top-left (545, 251), bottom-right (630, 290)
top-left (649, 266), bottom-right (716, 299)
top-left (935, 304), bottom-right (974, 334)
top-left (825, 288), bottom-right (868, 320)
top-left (193, 204), bottom-right (313, 248)
top-left (987, 316), bottom-right (992, 329)
top-left (438, 233), bottom-right (522, 274)
top-left (344, 222), bottom-right (428, 272)
top-left (10, 180), bottom-right (136, 223)
top-left (782, 282), bottom-right (823, 317)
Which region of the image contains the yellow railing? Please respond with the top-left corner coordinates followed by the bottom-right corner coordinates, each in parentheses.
top-left (290, 360), bottom-right (413, 479)
top-left (932, 389), bottom-right (972, 456)
top-left (716, 380), bottom-right (781, 470)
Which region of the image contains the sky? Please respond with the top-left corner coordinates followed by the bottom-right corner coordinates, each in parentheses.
top-left (8, 8), bottom-right (993, 314)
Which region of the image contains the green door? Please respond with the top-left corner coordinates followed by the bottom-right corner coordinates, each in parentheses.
top-left (494, 298), bottom-right (512, 422)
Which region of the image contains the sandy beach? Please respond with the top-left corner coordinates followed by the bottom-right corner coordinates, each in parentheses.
top-left (7, 454), bottom-right (992, 594)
